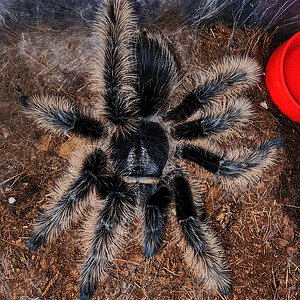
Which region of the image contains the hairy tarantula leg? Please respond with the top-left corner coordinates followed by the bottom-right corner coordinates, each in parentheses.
top-left (80, 175), bottom-right (136, 300)
top-left (143, 185), bottom-right (172, 258)
top-left (19, 95), bottom-right (105, 139)
top-left (28, 148), bottom-right (108, 250)
top-left (166, 56), bottom-right (261, 123)
top-left (91, 0), bottom-right (139, 135)
top-left (172, 97), bottom-right (253, 140)
top-left (179, 139), bottom-right (282, 186)
top-left (172, 175), bottom-right (232, 295)
top-left (136, 31), bottom-right (180, 117)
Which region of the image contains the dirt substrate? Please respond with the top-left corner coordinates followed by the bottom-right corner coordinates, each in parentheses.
top-left (0, 21), bottom-right (299, 300)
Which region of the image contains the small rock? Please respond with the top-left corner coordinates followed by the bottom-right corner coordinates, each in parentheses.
top-left (8, 197), bottom-right (16, 204)
top-left (66, 283), bottom-right (73, 294)
top-left (15, 238), bottom-right (22, 245)
top-left (260, 101), bottom-right (268, 109)
top-left (264, 241), bottom-right (272, 251)
top-left (20, 256), bottom-right (26, 264)
top-left (2, 127), bottom-right (10, 139)
top-left (40, 258), bottom-right (47, 269)
top-left (51, 264), bottom-right (59, 273)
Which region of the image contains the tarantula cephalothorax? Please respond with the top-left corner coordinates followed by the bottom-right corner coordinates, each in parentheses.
top-left (19, 0), bottom-right (281, 299)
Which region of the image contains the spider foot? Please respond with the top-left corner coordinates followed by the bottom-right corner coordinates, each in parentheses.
top-left (79, 282), bottom-right (97, 300)
top-left (143, 235), bottom-right (161, 258)
top-left (143, 208), bottom-right (164, 258)
top-left (28, 232), bottom-right (46, 250)
top-left (182, 217), bottom-right (233, 296)
top-left (18, 95), bottom-right (30, 107)
top-left (143, 186), bottom-right (171, 258)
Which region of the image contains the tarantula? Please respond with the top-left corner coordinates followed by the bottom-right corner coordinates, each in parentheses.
top-left (19, 0), bottom-right (281, 299)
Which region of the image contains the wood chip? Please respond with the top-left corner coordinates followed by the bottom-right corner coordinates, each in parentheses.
top-left (273, 238), bottom-right (289, 248)
top-left (282, 216), bottom-right (295, 242)
top-left (41, 272), bottom-right (60, 297)
top-left (36, 134), bottom-right (52, 151)
top-left (286, 247), bottom-right (298, 255)
top-left (58, 137), bottom-right (80, 159)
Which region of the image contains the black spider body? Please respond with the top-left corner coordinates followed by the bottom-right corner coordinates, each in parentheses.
top-left (18, 0), bottom-right (282, 299)
top-left (111, 120), bottom-right (169, 179)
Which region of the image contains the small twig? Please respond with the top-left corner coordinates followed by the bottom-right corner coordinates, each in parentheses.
top-left (263, 207), bottom-right (272, 241)
top-left (286, 261), bottom-right (289, 290)
top-left (115, 258), bottom-right (140, 266)
top-left (133, 282), bottom-right (147, 297)
top-left (163, 267), bottom-right (179, 277)
top-left (288, 260), bottom-right (299, 271)
top-left (210, 27), bottom-right (216, 38)
top-left (0, 172), bottom-right (25, 186)
top-left (41, 271), bottom-right (60, 297)
top-left (271, 266), bottom-right (277, 291)
top-left (284, 204), bottom-right (300, 209)
top-left (0, 238), bottom-right (29, 251)
top-left (217, 292), bottom-right (227, 300)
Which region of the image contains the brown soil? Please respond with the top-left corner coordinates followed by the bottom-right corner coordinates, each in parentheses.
top-left (0, 21), bottom-right (299, 300)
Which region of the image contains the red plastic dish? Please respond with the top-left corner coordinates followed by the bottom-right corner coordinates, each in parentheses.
top-left (265, 31), bottom-right (300, 122)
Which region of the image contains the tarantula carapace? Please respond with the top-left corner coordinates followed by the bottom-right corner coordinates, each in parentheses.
top-left (19, 0), bottom-right (281, 299)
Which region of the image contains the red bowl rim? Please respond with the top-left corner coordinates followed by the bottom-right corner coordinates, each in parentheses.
top-left (278, 31), bottom-right (300, 109)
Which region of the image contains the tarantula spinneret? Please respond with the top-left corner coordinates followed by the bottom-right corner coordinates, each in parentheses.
top-left (19, 0), bottom-right (281, 299)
